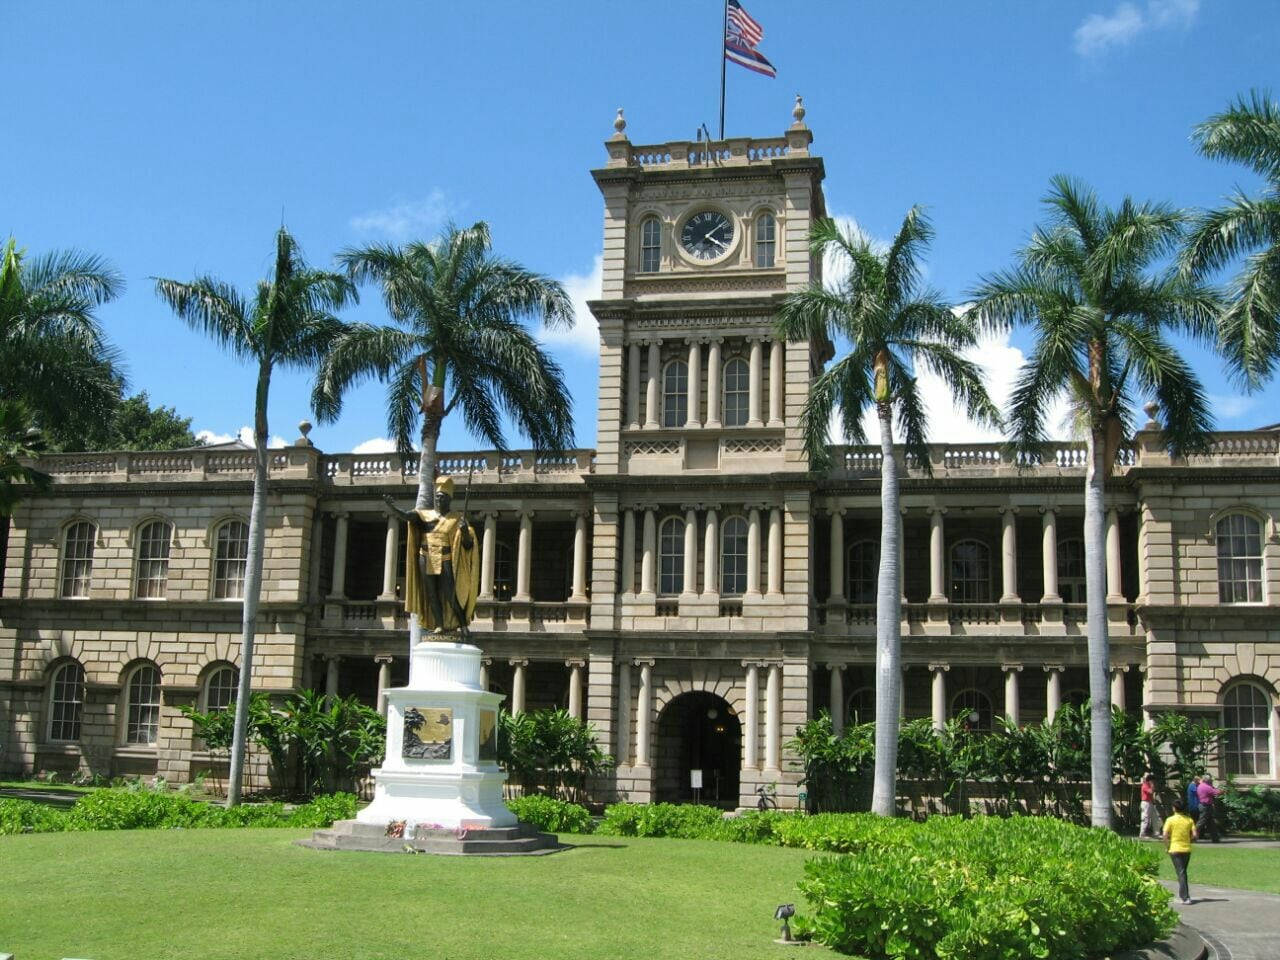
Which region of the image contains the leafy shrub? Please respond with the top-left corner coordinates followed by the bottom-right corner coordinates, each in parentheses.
top-left (288, 792), bottom-right (358, 828)
top-left (506, 795), bottom-right (594, 834)
top-left (597, 802), bottom-right (725, 838)
top-left (0, 798), bottom-right (69, 834)
top-left (499, 709), bottom-right (615, 803)
top-left (1223, 785), bottom-right (1280, 833)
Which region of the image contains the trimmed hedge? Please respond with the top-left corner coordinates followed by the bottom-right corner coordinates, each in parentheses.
top-left (505, 795), bottom-right (594, 834)
top-left (0, 790), bottom-right (357, 834)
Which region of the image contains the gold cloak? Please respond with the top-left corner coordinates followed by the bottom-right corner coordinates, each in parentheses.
top-left (404, 509), bottom-right (479, 631)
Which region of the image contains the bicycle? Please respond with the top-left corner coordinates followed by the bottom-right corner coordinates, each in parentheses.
top-left (756, 782), bottom-right (779, 811)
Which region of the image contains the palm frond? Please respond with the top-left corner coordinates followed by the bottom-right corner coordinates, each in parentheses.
top-left (153, 276), bottom-right (254, 361)
top-left (1180, 193), bottom-right (1280, 277)
top-left (1192, 90), bottom-right (1280, 183)
top-left (1217, 245), bottom-right (1280, 388)
top-left (883, 206), bottom-right (932, 307)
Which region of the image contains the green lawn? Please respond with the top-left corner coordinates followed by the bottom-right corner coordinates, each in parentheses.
top-left (1153, 843), bottom-right (1280, 895)
top-left (0, 779), bottom-right (96, 793)
top-left (0, 829), bottom-right (839, 960)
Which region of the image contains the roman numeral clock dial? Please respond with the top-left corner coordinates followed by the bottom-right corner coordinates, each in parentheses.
top-left (680, 210), bottom-right (734, 261)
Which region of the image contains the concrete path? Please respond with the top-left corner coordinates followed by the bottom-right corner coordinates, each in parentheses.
top-left (1166, 883), bottom-right (1280, 960)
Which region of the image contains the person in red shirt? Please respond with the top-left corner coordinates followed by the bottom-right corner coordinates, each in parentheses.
top-left (1138, 772), bottom-right (1160, 839)
top-left (1195, 775), bottom-right (1223, 842)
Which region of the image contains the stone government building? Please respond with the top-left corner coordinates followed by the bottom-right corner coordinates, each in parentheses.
top-left (3, 106), bottom-right (1279, 808)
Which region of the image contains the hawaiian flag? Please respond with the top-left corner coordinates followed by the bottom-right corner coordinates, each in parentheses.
top-left (724, 0), bottom-right (776, 78)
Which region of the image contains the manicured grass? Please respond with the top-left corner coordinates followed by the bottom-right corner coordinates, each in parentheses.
top-left (0, 829), bottom-right (840, 960)
top-left (0, 779), bottom-right (96, 793)
top-left (1153, 843), bottom-right (1280, 895)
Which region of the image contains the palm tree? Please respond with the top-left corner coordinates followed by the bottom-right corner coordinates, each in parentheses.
top-left (312, 222), bottom-right (575, 650)
top-left (1183, 91), bottom-right (1280, 386)
top-left (777, 209), bottom-right (999, 817)
top-left (154, 229), bottom-right (355, 806)
top-left (967, 176), bottom-right (1218, 828)
top-left (0, 237), bottom-right (124, 441)
top-left (0, 401), bottom-right (51, 516)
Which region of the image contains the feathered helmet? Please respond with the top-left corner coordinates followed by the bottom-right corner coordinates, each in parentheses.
top-left (434, 475), bottom-right (456, 497)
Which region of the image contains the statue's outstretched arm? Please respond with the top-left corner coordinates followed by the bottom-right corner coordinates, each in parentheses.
top-left (382, 495), bottom-right (428, 529)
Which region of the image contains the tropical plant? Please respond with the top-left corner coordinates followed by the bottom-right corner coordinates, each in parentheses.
top-left (154, 229), bottom-right (355, 805)
top-left (498, 708), bottom-right (614, 802)
top-left (966, 176), bottom-right (1219, 827)
top-left (1182, 91), bottom-right (1280, 385)
top-left (777, 209), bottom-right (999, 816)
top-left (0, 401), bottom-right (51, 516)
top-left (312, 222), bottom-right (575, 649)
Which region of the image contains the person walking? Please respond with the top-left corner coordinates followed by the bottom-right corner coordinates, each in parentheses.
top-left (1163, 798), bottom-right (1198, 904)
top-left (1185, 775), bottom-right (1201, 819)
top-left (1138, 773), bottom-right (1160, 839)
top-left (1196, 774), bottom-right (1223, 842)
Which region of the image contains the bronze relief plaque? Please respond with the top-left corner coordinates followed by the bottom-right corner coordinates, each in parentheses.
top-left (403, 705), bottom-right (453, 760)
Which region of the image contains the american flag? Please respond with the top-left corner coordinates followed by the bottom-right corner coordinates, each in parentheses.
top-left (724, 0), bottom-right (776, 78)
top-left (726, 0), bottom-right (763, 46)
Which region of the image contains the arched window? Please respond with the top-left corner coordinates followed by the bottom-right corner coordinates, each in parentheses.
top-left (60, 520), bottom-right (96, 598)
top-left (213, 520), bottom-right (249, 599)
top-left (493, 541), bottom-right (515, 601)
top-left (846, 540), bottom-right (879, 604)
top-left (124, 663), bottom-right (162, 745)
top-left (658, 516), bottom-right (685, 595)
top-left (846, 687), bottom-right (875, 724)
top-left (1223, 681), bottom-right (1273, 777)
top-left (662, 359), bottom-right (688, 427)
top-left (639, 216), bottom-right (662, 273)
top-left (754, 212), bottom-right (776, 268)
top-left (720, 515), bottom-right (749, 595)
top-left (48, 661), bottom-right (85, 742)
top-left (204, 665), bottom-right (239, 713)
top-left (135, 520), bottom-right (173, 599)
top-left (1057, 537), bottom-right (1086, 604)
top-left (1217, 513), bottom-right (1264, 603)
top-left (723, 357), bottom-right (750, 427)
top-left (952, 689), bottom-right (993, 732)
top-left (950, 540), bottom-right (991, 603)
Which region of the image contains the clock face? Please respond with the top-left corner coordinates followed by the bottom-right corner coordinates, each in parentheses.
top-left (680, 210), bottom-right (734, 261)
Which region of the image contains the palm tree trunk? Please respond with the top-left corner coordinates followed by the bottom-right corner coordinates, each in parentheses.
top-left (871, 402), bottom-right (902, 817)
top-left (1084, 426), bottom-right (1113, 828)
top-left (227, 362), bottom-right (271, 806)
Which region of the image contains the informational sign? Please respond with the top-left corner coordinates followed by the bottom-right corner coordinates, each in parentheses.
top-left (690, 768), bottom-right (703, 789)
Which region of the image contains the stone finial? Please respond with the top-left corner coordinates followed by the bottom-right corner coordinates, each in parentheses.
top-left (295, 418), bottom-right (313, 447)
top-left (1142, 400), bottom-right (1160, 431)
top-left (791, 95), bottom-right (806, 127)
top-left (613, 107), bottom-right (627, 138)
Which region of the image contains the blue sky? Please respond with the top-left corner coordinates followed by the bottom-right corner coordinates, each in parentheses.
top-left (5, 1), bottom-right (1278, 453)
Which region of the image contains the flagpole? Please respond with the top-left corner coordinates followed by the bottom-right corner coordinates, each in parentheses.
top-left (718, 0), bottom-right (727, 139)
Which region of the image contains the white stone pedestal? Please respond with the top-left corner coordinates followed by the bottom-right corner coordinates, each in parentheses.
top-left (356, 642), bottom-right (516, 830)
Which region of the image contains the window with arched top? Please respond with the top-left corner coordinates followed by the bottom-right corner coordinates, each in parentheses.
top-left (662, 359), bottom-right (688, 427)
top-left (846, 540), bottom-right (879, 604)
top-left (1216, 513), bottom-right (1264, 603)
top-left (213, 520), bottom-right (249, 599)
top-left (203, 665), bottom-right (239, 713)
top-left (47, 660), bottom-right (85, 742)
top-left (123, 662), bottom-right (162, 745)
top-left (723, 356), bottom-right (750, 427)
top-left (1223, 681), bottom-right (1273, 777)
top-left (950, 540), bottom-right (991, 603)
top-left (754, 212), bottom-right (776, 268)
top-left (952, 688), bottom-right (993, 732)
top-left (493, 541), bottom-right (515, 601)
top-left (60, 520), bottom-right (96, 598)
top-left (640, 216), bottom-right (661, 273)
top-left (135, 520), bottom-right (173, 599)
top-left (846, 687), bottom-right (875, 724)
top-left (658, 516), bottom-right (685, 595)
top-left (1057, 537), bottom-right (1086, 604)
top-left (720, 515), bottom-right (748, 595)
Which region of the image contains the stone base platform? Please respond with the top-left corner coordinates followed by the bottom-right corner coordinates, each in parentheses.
top-left (298, 818), bottom-right (563, 856)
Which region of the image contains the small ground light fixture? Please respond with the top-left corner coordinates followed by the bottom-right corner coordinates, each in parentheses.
top-left (774, 903), bottom-right (798, 945)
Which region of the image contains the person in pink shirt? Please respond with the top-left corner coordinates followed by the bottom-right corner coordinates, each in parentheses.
top-left (1195, 774), bottom-right (1223, 842)
top-left (1138, 773), bottom-right (1160, 839)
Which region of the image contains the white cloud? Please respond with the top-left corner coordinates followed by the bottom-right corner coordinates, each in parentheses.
top-left (1206, 393), bottom-right (1257, 423)
top-left (351, 436), bottom-right (397, 454)
top-left (821, 214), bottom-right (890, 292)
top-left (1073, 0), bottom-right (1198, 57)
top-left (195, 426), bottom-right (287, 448)
top-left (349, 188), bottom-right (456, 240)
top-left (541, 254), bottom-right (603, 354)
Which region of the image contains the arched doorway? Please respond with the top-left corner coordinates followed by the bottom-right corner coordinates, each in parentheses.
top-left (654, 691), bottom-right (741, 807)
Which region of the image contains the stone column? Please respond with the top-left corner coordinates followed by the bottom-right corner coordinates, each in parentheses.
top-left (1106, 508), bottom-right (1123, 602)
top-left (479, 658), bottom-right (490, 691)
top-left (375, 655), bottom-right (393, 716)
top-left (685, 339), bottom-right (701, 428)
top-left (705, 338), bottom-right (723, 428)
top-left (767, 506), bottom-right (783, 595)
top-left (1111, 666), bottom-right (1127, 711)
top-left (1003, 664), bottom-right (1021, 726)
top-left (325, 655), bottom-right (340, 699)
top-left (746, 507), bottom-right (762, 597)
top-left (764, 662), bottom-right (781, 770)
top-left (379, 515), bottom-right (400, 600)
top-left (682, 506), bottom-right (698, 596)
top-left (747, 337), bottom-right (764, 428)
top-left (1041, 507), bottom-right (1060, 601)
top-left (644, 340), bottom-right (661, 429)
top-left (308, 514), bottom-right (324, 601)
top-left (615, 660), bottom-right (632, 763)
top-left (1000, 506), bottom-right (1019, 602)
top-left (621, 508), bottom-right (636, 596)
top-left (826, 508), bottom-right (847, 611)
top-left (743, 661), bottom-right (760, 769)
top-left (567, 659), bottom-right (585, 720)
top-left (828, 664), bottom-right (845, 735)
top-left (626, 340), bottom-right (641, 429)
top-left (767, 339), bottom-right (784, 427)
top-left (328, 512), bottom-right (349, 599)
top-left (930, 663), bottom-right (948, 732)
top-left (928, 506), bottom-right (947, 602)
top-left (570, 511), bottom-right (589, 601)
top-left (1141, 667), bottom-right (1153, 730)
top-left (514, 511), bottom-right (533, 603)
top-left (479, 512), bottom-right (498, 600)
top-left (702, 506), bottom-right (719, 595)
top-left (1045, 665), bottom-right (1063, 723)
top-left (510, 659), bottom-right (528, 715)
top-left (635, 659), bottom-right (654, 766)
top-left (640, 507), bottom-right (656, 596)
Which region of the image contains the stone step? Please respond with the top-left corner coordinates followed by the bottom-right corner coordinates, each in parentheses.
top-left (297, 818), bottom-right (562, 856)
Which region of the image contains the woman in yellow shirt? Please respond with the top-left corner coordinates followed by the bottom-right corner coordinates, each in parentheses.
top-left (1163, 797), bottom-right (1199, 904)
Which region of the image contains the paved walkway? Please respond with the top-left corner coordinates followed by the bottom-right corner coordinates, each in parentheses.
top-left (1165, 883), bottom-right (1280, 960)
